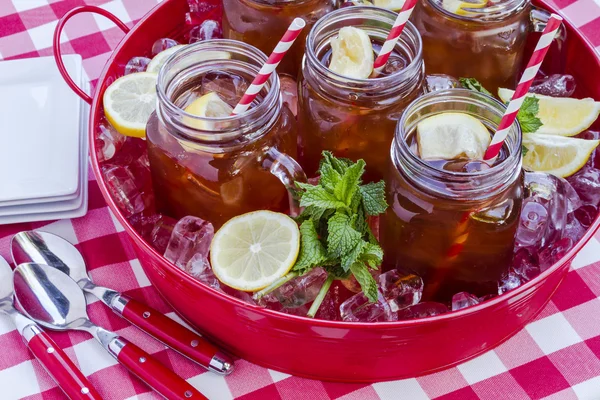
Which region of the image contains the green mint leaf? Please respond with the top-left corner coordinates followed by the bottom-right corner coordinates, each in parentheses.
top-left (334, 159), bottom-right (365, 206)
top-left (298, 205), bottom-right (326, 224)
top-left (350, 263), bottom-right (379, 302)
top-left (327, 212), bottom-right (362, 259)
top-left (360, 242), bottom-right (384, 269)
top-left (320, 151), bottom-right (352, 175)
top-left (293, 220), bottom-right (328, 274)
top-left (459, 77), bottom-right (492, 96)
top-left (359, 181), bottom-right (388, 216)
top-left (298, 183), bottom-right (347, 210)
top-left (341, 240), bottom-right (366, 272)
top-left (319, 163), bottom-right (342, 191)
top-left (517, 97), bottom-right (543, 133)
top-left (328, 264), bottom-right (352, 280)
top-left (522, 145), bottom-right (529, 157)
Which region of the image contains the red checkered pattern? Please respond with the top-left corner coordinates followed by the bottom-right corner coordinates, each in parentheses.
top-left (1, 0), bottom-right (600, 399)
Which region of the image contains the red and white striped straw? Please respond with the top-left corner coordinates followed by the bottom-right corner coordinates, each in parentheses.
top-left (483, 14), bottom-right (563, 160)
top-left (371, 0), bottom-right (418, 78)
top-left (231, 18), bottom-right (306, 115)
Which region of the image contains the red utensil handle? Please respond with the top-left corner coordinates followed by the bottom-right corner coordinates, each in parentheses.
top-left (25, 328), bottom-right (102, 400)
top-left (53, 5), bottom-right (130, 104)
top-left (119, 296), bottom-right (233, 374)
top-left (116, 340), bottom-right (207, 400)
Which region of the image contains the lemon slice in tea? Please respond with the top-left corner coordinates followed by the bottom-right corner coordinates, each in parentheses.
top-left (183, 92), bottom-right (233, 131)
top-left (210, 211), bottom-right (300, 292)
top-left (103, 72), bottom-right (158, 138)
top-left (522, 133), bottom-right (599, 178)
top-left (329, 27), bottom-right (374, 79)
top-left (416, 112), bottom-right (491, 160)
top-left (498, 88), bottom-right (600, 137)
top-left (373, 0), bottom-right (406, 11)
top-left (442, 0), bottom-right (488, 16)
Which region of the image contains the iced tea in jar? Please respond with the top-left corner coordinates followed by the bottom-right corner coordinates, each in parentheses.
top-left (298, 6), bottom-right (424, 182)
top-left (222, 0), bottom-right (336, 76)
top-left (412, 0), bottom-right (557, 94)
top-left (146, 40), bottom-right (304, 229)
top-left (381, 89), bottom-right (524, 301)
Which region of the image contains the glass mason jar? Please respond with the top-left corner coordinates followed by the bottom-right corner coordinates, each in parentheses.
top-left (146, 40), bottom-right (305, 229)
top-left (381, 89), bottom-right (524, 302)
top-left (221, 0), bottom-right (337, 77)
top-left (411, 0), bottom-right (562, 95)
top-left (298, 6), bottom-right (424, 183)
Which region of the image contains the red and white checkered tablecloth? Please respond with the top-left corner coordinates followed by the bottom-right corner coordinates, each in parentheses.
top-left (1, 0), bottom-right (600, 399)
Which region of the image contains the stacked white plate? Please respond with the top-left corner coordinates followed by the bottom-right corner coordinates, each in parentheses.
top-left (0, 55), bottom-right (89, 224)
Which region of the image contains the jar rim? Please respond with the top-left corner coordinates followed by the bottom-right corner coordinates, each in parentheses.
top-left (305, 6), bottom-right (423, 88)
top-left (156, 39), bottom-right (280, 141)
top-left (426, 0), bottom-right (528, 22)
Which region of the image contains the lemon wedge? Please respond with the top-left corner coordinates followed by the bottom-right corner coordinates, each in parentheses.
top-left (442, 0), bottom-right (487, 15)
top-left (522, 133), bottom-right (599, 178)
top-left (416, 112), bottom-right (491, 160)
top-left (373, 0), bottom-right (405, 10)
top-left (147, 47), bottom-right (231, 73)
top-left (498, 88), bottom-right (600, 137)
top-left (183, 92), bottom-right (232, 130)
top-left (103, 72), bottom-right (158, 138)
top-left (329, 27), bottom-right (374, 79)
top-left (210, 211), bottom-right (300, 292)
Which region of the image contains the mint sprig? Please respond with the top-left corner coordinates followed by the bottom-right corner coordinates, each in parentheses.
top-left (460, 77), bottom-right (543, 134)
top-left (294, 152), bottom-right (388, 316)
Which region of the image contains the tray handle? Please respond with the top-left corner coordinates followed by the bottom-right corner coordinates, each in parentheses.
top-left (53, 6), bottom-right (130, 104)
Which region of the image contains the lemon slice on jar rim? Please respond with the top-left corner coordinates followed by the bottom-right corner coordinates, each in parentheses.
top-left (210, 211), bottom-right (301, 292)
top-left (372, 0), bottom-right (406, 11)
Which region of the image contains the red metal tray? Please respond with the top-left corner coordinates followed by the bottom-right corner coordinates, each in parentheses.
top-left (54, 0), bottom-right (600, 382)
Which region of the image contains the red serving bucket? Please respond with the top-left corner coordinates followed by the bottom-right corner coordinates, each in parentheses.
top-left (54, 0), bottom-right (600, 382)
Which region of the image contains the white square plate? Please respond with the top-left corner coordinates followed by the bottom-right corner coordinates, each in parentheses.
top-left (0, 55), bottom-right (82, 203)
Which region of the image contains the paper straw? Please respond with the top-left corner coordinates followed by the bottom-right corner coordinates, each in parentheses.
top-left (483, 14), bottom-right (563, 160)
top-left (231, 18), bottom-right (306, 115)
top-left (371, 0), bottom-right (418, 78)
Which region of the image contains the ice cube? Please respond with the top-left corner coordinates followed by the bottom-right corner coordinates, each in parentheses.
top-left (152, 38), bottom-right (179, 57)
top-left (186, 253), bottom-right (220, 290)
top-left (201, 71), bottom-right (249, 106)
top-left (189, 20), bottom-right (222, 43)
top-left (567, 165), bottom-right (600, 207)
top-left (102, 165), bottom-right (147, 217)
top-left (96, 123), bottom-right (126, 163)
top-left (529, 74), bottom-right (576, 97)
top-left (424, 74), bottom-right (460, 94)
top-left (397, 302), bottom-right (449, 320)
top-left (498, 271), bottom-right (521, 294)
top-left (272, 268), bottom-right (327, 308)
top-left (563, 212), bottom-right (587, 244)
top-left (125, 57), bottom-right (151, 75)
top-left (451, 292), bottom-right (480, 311)
top-left (164, 216), bottom-right (215, 269)
top-left (516, 200), bottom-right (549, 247)
top-left (313, 291), bottom-right (340, 321)
top-left (382, 53), bottom-right (407, 75)
top-left (128, 214), bottom-right (177, 254)
top-left (574, 204), bottom-right (598, 228)
top-left (538, 237), bottom-right (574, 270)
top-left (279, 74), bottom-right (298, 117)
top-left (378, 270), bottom-right (423, 312)
top-left (110, 137), bottom-right (147, 167)
top-left (511, 248), bottom-right (540, 282)
top-left (340, 291), bottom-right (397, 322)
top-left (187, 0), bottom-right (219, 16)
top-left (185, 12), bottom-right (204, 26)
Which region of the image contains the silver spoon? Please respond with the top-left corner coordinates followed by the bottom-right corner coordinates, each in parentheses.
top-left (11, 230), bottom-right (232, 375)
top-left (13, 262), bottom-right (206, 400)
top-left (0, 257), bottom-right (101, 399)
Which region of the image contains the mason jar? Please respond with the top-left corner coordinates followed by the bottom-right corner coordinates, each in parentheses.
top-left (381, 89), bottom-right (524, 301)
top-left (298, 6), bottom-right (424, 182)
top-left (222, 0), bottom-right (336, 77)
top-left (412, 0), bottom-right (563, 94)
top-left (146, 40), bottom-right (305, 229)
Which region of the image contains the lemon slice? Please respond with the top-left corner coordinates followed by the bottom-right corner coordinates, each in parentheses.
top-left (522, 133), bottom-right (599, 177)
top-left (416, 112), bottom-right (491, 160)
top-left (183, 92), bottom-right (233, 130)
top-left (442, 0), bottom-right (487, 15)
top-left (373, 0), bottom-right (405, 10)
top-left (147, 47), bottom-right (231, 73)
top-left (498, 88), bottom-right (600, 137)
top-left (210, 211), bottom-right (300, 291)
top-left (329, 27), bottom-right (374, 79)
top-left (103, 72), bottom-right (158, 138)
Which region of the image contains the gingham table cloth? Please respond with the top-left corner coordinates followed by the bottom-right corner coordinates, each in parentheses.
top-left (1, 0), bottom-right (600, 399)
